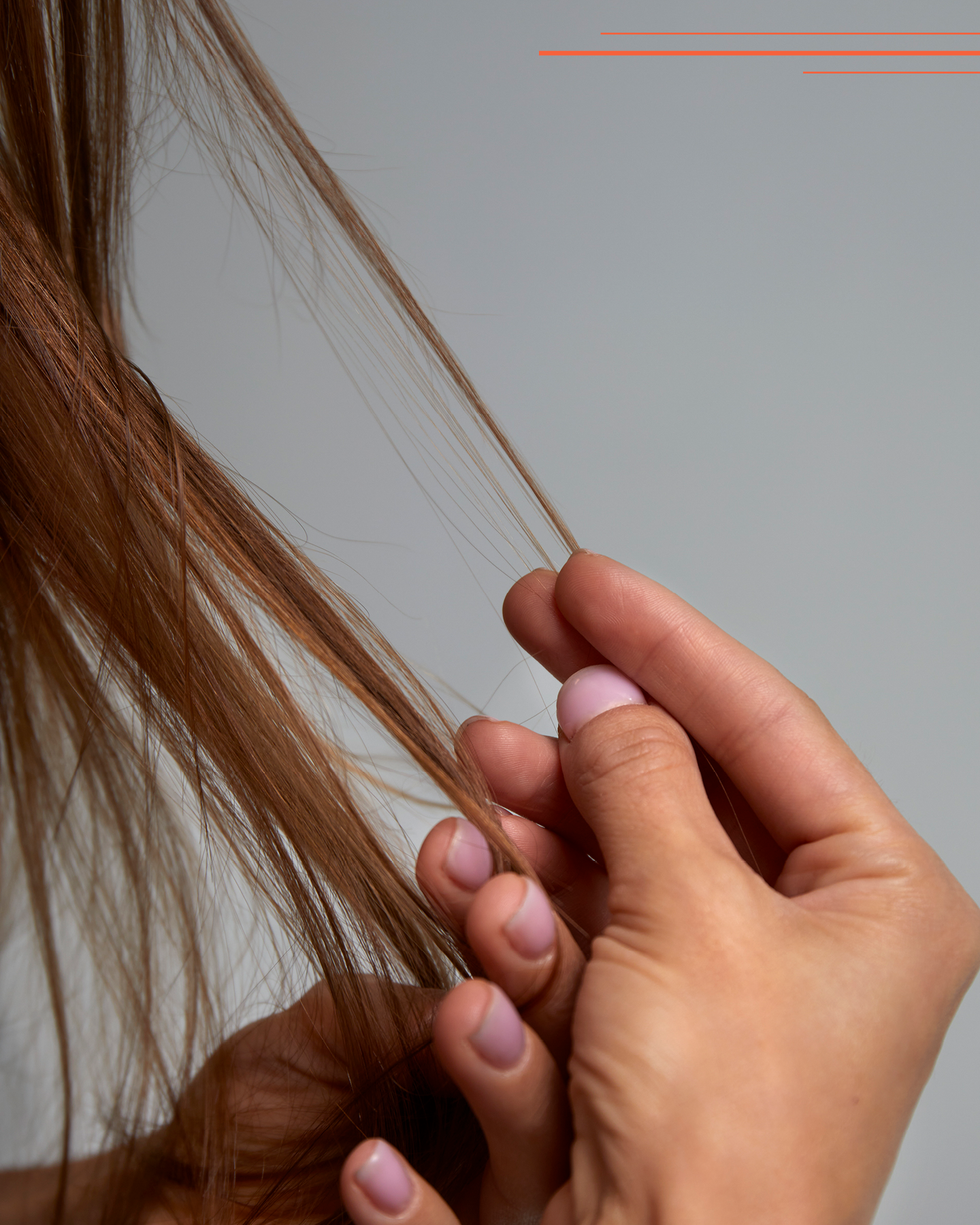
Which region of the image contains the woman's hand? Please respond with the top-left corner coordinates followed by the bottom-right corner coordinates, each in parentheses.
top-left (348, 551), bottom-right (980, 1225)
top-left (340, 976), bottom-right (569, 1225)
top-left (155, 959), bottom-right (572, 1225)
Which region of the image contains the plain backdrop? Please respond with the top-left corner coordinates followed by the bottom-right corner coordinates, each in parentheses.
top-left (45, 0), bottom-right (979, 1218)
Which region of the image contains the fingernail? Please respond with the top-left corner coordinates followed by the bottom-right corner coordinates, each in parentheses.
top-left (444, 818), bottom-right (493, 891)
top-left (504, 877), bottom-right (556, 960)
top-left (469, 983), bottom-right (526, 1069)
top-left (556, 664), bottom-right (647, 740)
top-left (458, 714), bottom-right (496, 734)
top-left (353, 1139), bottom-right (413, 1214)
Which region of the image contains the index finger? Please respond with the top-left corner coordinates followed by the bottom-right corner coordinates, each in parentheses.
top-left (546, 553), bottom-right (902, 851)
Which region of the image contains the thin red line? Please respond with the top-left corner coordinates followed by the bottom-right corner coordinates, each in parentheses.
top-left (539, 50), bottom-right (980, 57)
top-left (599, 31), bottom-right (980, 37)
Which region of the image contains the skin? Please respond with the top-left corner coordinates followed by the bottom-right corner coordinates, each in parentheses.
top-left (7, 553), bottom-right (976, 1223)
top-left (344, 551), bottom-right (980, 1225)
top-left (1, 977), bottom-right (570, 1225)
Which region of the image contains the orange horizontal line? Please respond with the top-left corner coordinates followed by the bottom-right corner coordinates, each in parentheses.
top-left (804, 69), bottom-right (980, 74)
top-left (600, 31), bottom-right (980, 36)
top-left (539, 50), bottom-right (980, 57)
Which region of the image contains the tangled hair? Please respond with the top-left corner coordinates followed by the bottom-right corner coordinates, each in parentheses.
top-left (0, 1), bottom-right (575, 1220)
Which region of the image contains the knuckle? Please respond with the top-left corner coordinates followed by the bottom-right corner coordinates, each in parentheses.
top-left (713, 666), bottom-right (816, 765)
top-left (573, 707), bottom-right (694, 796)
top-left (890, 849), bottom-right (980, 993)
top-left (943, 889), bottom-right (980, 985)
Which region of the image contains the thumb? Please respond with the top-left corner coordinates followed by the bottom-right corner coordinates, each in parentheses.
top-left (557, 665), bottom-right (742, 916)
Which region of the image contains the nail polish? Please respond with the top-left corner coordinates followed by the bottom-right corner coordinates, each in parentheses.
top-left (469, 983), bottom-right (526, 1069)
top-left (353, 1139), bottom-right (413, 1214)
top-left (556, 664), bottom-right (647, 739)
top-left (504, 877), bottom-right (555, 960)
top-left (444, 818), bottom-right (493, 891)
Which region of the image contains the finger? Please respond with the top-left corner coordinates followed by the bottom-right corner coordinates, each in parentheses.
top-left (416, 816), bottom-right (606, 951)
top-left (416, 818), bottom-right (494, 931)
top-left (458, 717), bottom-right (602, 861)
top-left (499, 578), bottom-right (784, 881)
top-left (463, 873), bottom-right (586, 1065)
top-left (502, 566), bottom-right (605, 681)
top-left (553, 552), bottom-right (900, 848)
top-left (341, 1138), bottom-right (459, 1225)
top-left (433, 979), bottom-right (570, 1218)
top-left (556, 671), bottom-right (749, 923)
top-left (416, 822), bottom-right (587, 1065)
top-left (497, 813), bottom-right (609, 946)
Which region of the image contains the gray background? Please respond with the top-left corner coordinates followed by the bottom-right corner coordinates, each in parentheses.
top-left (124, 2), bottom-right (979, 1220)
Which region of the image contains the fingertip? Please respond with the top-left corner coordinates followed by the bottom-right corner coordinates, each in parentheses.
top-left (504, 569), bottom-right (606, 680)
top-left (454, 712), bottom-right (515, 764)
top-left (465, 873), bottom-right (557, 977)
top-left (443, 818), bottom-right (493, 892)
top-left (436, 979), bottom-right (528, 1072)
top-left (502, 568), bottom-right (559, 631)
top-left (343, 1136), bottom-right (416, 1215)
top-left (556, 664), bottom-right (648, 740)
top-left (415, 817), bottom-right (494, 935)
top-left (511, 566), bottom-right (560, 587)
top-left (468, 982), bottom-right (527, 1069)
top-left (349, 1139), bottom-right (414, 1216)
top-left (503, 877), bottom-right (557, 961)
top-left (557, 548), bottom-right (606, 577)
top-left (342, 1139), bottom-right (460, 1225)
top-left (455, 714), bottom-right (496, 742)
top-left (553, 550), bottom-right (646, 614)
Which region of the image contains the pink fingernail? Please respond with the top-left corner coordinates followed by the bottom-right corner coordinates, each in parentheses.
top-left (444, 818), bottom-right (493, 891)
top-left (353, 1139), bottom-right (413, 1214)
top-left (504, 878), bottom-right (555, 960)
top-left (556, 664), bottom-right (647, 739)
top-left (469, 983), bottom-right (526, 1069)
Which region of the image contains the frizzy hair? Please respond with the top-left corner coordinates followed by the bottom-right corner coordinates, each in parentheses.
top-left (0, 1), bottom-right (575, 1220)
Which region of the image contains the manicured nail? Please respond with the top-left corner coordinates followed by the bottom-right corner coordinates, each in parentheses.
top-left (469, 983), bottom-right (526, 1069)
top-left (353, 1139), bottom-right (413, 1214)
top-left (504, 877), bottom-right (556, 960)
top-left (556, 664), bottom-right (647, 739)
top-left (444, 818), bottom-right (493, 891)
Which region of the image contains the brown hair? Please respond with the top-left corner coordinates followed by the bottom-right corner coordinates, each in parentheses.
top-left (0, 2), bottom-right (574, 1220)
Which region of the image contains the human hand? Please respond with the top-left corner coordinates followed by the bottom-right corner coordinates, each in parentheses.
top-left (444, 560), bottom-right (790, 968)
top-left (465, 563), bottom-right (788, 892)
top-left (337, 785), bottom-right (591, 1224)
top-left (339, 676), bottom-right (609, 1223)
top-left (512, 552), bottom-right (980, 1224)
top-left (347, 552), bottom-right (980, 1225)
top-left (142, 966), bottom-right (570, 1225)
top-left (144, 798), bottom-right (590, 1225)
top-left (339, 973), bottom-right (570, 1225)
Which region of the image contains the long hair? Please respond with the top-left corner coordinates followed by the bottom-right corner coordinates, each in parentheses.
top-left (0, 1), bottom-right (575, 1220)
